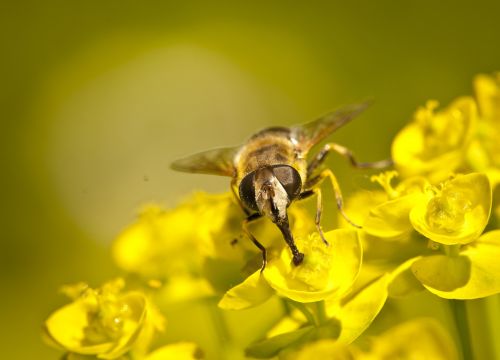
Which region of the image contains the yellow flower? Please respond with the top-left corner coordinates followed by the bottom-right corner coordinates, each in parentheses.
top-left (112, 204), bottom-right (204, 279)
top-left (43, 279), bottom-right (165, 359)
top-left (410, 230), bottom-right (500, 299)
top-left (475, 73), bottom-right (500, 121)
top-left (263, 230), bottom-right (361, 303)
top-left (381, 173), bottom-right (500, 299)
top-left (410, 173), bottom-right (491, 245)
top-left (362, 171), bottom-right (428, 240)
top-left (344, 172), bottom-right (498, 300)
top-left (468, 73), bottom-right (500, 186)
top-left (392, 98), bottom-right (477, 183)
top-left (219, 229), bottom-right (362, 309)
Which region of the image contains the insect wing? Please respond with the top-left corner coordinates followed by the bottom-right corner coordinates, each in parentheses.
top-left (170, 146), bottom-right (238, 176)
top-left (292, 101), bottom-right (371, 152)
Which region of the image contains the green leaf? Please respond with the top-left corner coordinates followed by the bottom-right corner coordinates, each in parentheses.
top-left (218, 271), bottom-right (274, 310)
top-left (413, 230), bottom-right (500, 299)
top-left (245, 326), bottom-right (315, 358)
top-left (246, 319), bottom-right (341, 359)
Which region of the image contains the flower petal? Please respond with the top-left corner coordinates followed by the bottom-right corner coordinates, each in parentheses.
top-left (474, 73), bottom-right (500, 120)
top-left (411, 254), bottom-right (471, 292)
top-left (387, 257), bottom-right (425, 298)
top-left (413, 230), bottom-right (500, 299)
top-left (45, 300), bottom-right (114, 355)
top-left (364, 193), bottom-right (424, 239)
top-left (218, 271), bottom-right (274, 310)
top-left (325, 274), bottom-right (389, 344)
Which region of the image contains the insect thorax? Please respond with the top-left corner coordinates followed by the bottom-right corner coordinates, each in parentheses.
top-left (235, 131), bottom-right (307, 182)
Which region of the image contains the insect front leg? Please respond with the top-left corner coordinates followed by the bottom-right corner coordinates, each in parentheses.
top-left (306, 169), bottom-right (361, 229)
top-left (242, 213), bottom-right (267, 272)
top-left (307, 142), bottom-right (393, 174)
top-left (298, 189), bottom-right (328, 245)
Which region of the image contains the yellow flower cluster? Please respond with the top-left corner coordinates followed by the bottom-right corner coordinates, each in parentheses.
top-left (43, 279), bottom-right (202, 359)
top-left (393, 73), bottom-right (500, 186)
top-left (43, 73), bottom-right (500, 359)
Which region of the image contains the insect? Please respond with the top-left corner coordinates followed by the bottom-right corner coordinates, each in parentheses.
top-left (171, 102), bottom-right (391, 269)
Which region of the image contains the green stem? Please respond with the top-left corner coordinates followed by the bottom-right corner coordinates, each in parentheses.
top-left (449, 300), bottom-right (472, 360)
top-left (314, 301), bottom-right (328, 325)
top-left (466, 295), bottom-right (500, 360)
top-left (288, 301), bottom-right (317, 326)
top-left (208, 298), bottom-right (232, 360)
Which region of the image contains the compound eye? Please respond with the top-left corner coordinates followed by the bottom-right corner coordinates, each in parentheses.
top-left (238, 172), bottom-right (258, 211)
top-left (272, 166), bottom-right (302, 200)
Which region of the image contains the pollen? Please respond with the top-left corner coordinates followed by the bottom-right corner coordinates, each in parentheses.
top-left (425, 189), bottom-right (472, 234)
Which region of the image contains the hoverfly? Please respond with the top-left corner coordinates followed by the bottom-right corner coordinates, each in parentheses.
top-left (171, 102), bottom-right (391, 269)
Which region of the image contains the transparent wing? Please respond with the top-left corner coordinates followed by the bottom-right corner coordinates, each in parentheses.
top-left (292, 101), bottom-right (372, 152)
top-left (170, 146), bottom-right (239, 177)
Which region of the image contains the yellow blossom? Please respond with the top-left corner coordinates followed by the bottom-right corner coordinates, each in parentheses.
top-left (469, 73), bottom-right (500, 186)
top-left (410, 173), bottom-right (491, 245)
top-left (112, 204), bottom-right (204, 279)
top-left (263, 229), bottom-right (362, 303)
top-left (43, 279), bottom-right (165, 359)
top-left (475, 73), bottom-right (500, 121)
top-left (411, 230), bottom-right (500, 299)
top-left (392, 97), bottom-right (477, 182)
top-left (339, 171), bottom-right (429, 240)
top-left (219, 229), bottom-right (361, 308)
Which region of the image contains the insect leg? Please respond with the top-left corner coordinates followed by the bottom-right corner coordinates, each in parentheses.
top-left (297, 189), bottom-right (315, 200)
top-left (306, 169), bottom-right (361, 229)
top-left (242, 213), bottom-right (267, 272)
top-left (314, 187), bottom-right (328, 245)
top-left (297, 189), bottom-right (328, 245)
top-left (307, 142), bottom-right (393, 174)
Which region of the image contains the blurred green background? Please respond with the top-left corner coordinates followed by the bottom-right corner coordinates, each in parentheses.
top-left (2, 1), bottom-right (500, 359)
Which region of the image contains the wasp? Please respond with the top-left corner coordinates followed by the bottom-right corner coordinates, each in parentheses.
top-left (171, 102), bottom-right (391, 269)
